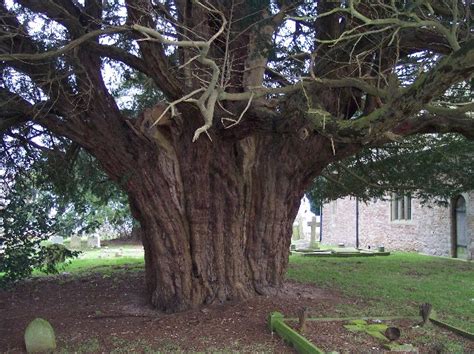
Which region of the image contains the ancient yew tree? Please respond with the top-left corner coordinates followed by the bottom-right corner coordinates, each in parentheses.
top-left (1, 0), bottom-right (473, 311)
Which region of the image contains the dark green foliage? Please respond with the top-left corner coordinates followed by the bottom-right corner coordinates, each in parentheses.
top-left (308, 134), bottom-right (474, 211)
top-left (46, 150), bottom-right (133, 238)
top-left (0, 128), bottom-right (130, 285)
top-left (0, 170), bottom-right (77, 285)
top-left (38, 244), bottom-right (80, 275)
top-left (112, 70), bottom-right (165, 117)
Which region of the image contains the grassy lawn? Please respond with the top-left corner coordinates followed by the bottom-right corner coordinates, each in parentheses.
top-left (46, 257), bottom-right (144, 275)
top-left (65, 244), bottom-right (144, 273)
top-left (32, 244), bottom-right (145, 276)
top-left (287, 253), bottom-right (474, 333)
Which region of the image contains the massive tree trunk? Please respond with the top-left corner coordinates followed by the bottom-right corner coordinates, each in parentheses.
top-left (121, 115), bottom-right (336, 312)
top-left (127, 133), bottom-right (314, 311)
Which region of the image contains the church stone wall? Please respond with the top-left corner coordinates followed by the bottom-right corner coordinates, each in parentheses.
top-left (322, 196), bottom-right (458, 257)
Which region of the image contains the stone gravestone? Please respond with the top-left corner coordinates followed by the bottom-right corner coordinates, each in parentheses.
top-left (87, 235), bottom-right (101, 248)
top-left (69, 236), bottom-right (82, 249)
top-left (49, 236), bottom-right (64, 245)
top-left (292, 224), bottom-right (300, 240)
top-left (296, 215), bottom-right (305, 240)
top-left (24, 318), bottom-right (56, 353)
top-left (307, 216), bottom-right (320, 249)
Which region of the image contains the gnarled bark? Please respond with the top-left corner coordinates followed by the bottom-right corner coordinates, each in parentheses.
top-left (123, 121), bottom-right (331, 311)
top-left (91, 97), bottom-right (356, 312)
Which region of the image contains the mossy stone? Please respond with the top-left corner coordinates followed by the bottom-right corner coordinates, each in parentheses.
top-left (24, 318), bottom-right (57, 353)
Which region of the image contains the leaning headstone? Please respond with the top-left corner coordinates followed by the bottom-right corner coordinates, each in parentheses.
top-left (69, 236), bottom-right (82, 249)
top-left (49, 236), bottom-right (64, 245)
top-left (24, 318), bottom-right (56, 353)
top-left (87, 235), bottom-right (101, 248)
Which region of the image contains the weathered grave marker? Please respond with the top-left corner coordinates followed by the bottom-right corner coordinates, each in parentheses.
top-left (24, 318), bottom-right (56, 353)
top-left (307, 216), bottom-right (320, 249)
top-left (69, 236), bottom-right (82, 249)
top-left (49, 236), bottom-right (64, 245)
top-left (87, 235), bottom-right (101, 248)
top-left (292, 224), bottom-right (300, 240)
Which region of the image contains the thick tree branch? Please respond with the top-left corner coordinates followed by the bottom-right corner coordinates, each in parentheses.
top-left (220, 76), bottom-right (385, 102)
top-left (265, 67), bottom-right (292, 86)
top-left (0, 87), bottom-right (84, 143)
top-left (0, 87), bottom-right (34, 131)
top-left (90, 43), bottom-right (151, 76)
top-left (393, 111), bottom-right (474, 140)
top-left (307, 38), bottom-right (474, 143)
top-left (241, 3), bottom-right (292, 90)
top-left (426, 102), bottom-right (474, 116)
top-left (125, 0), bottom-right (182, 99)
top-left (0, 27), bottom-right (128, 61)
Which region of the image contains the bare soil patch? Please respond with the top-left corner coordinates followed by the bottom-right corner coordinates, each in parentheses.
top-left (0, 269), bottom-right (347, 353)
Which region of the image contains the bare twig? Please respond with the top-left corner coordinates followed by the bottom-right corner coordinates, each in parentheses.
top-left (221, 92), bottom-right (254, 129)
top-left (149, 88), bottom-right (205, 128)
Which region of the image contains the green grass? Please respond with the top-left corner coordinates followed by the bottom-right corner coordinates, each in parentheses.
top-left (286, 252), bottom-right (474, 333)
top-left (62, 244), bottom-right (144, 274)
top-left (32, 244), bottom-right (145, 277)
top-left (61, 257), bottom-right (144, 274)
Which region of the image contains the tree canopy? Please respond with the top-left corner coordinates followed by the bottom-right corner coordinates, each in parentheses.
top-left (1, 1), bottom-right (473, 142)
top-left (308, 133), bottom-right (474, 211)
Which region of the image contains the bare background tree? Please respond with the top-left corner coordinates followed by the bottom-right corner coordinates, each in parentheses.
top-left (0, 0), bottom-right (473, 312)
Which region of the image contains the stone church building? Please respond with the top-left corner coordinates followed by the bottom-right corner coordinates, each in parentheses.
top-left (321, 192), bottom-right (473, 260)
